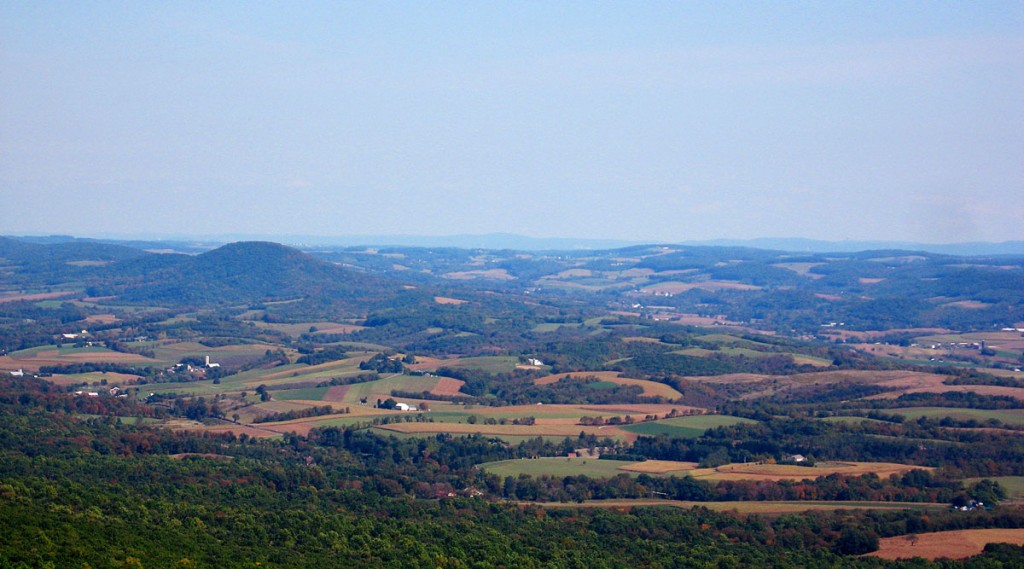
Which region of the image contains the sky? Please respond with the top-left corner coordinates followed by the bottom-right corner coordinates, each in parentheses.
top-left (2, 2), bottom-right (1022, 244)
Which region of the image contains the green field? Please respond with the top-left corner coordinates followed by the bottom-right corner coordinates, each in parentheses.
top-left (887, 407), bottom-right (1024, 426)
top-left (480, 457), bottom-right (647, 479)
top-left (673, 348), bottom-right (718, 357)
top-left (698, 334), bottom-right (774, 349)
top-left (820, 416), bottom-right (893, 425)
top-left (272, 386), bottom-right (331, 401)
top-left (962, 476), bottom-right (1024, 499)
top-left (429, 356), bottom-right (520, 373)
top-left (49, 371), bottom-right (141, 385)
top-left (675, 346), bottom-right (830, 367)
top-left (194, 368), bottom-right (421, 404)
top-left (720, 347), bottom-right (772, 358)
top-left (532, 322), bottom-right (581, 333)
top-left (621, 415), bottom-right (757, 438)
top-left (219, 358), bottom-right (370, 389)
top-left (150, 341), bottom-right (294, 367)
top-left (286, 415), bottom-right (385, 428)
top-left (340, 374), bottom-right (440, 403)
top-left (9, 345), bottom-right (120, 358)
top-left (370, 428), bottom-right (574, 445)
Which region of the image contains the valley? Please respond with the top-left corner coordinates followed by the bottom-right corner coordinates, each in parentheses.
top-left (1, 235), bottom-right (1023, 567)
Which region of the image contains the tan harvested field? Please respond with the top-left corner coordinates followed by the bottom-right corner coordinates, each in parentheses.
top-left (920, 330), bottom-right (1024, 350)
top-left (851, 370), bottom-right (1024, 400)
top-left (577, 403), bottom-right (703, 416)
top-left (442, 269), bottom-right (514, 280)
top-left (686, 461), bottom-right (929, 482)
top-left (684, 373), bottom-right (771, 384)
top-left (251, 400), bottom-right (311, 413)
top-left (532, 500), bottom-right (945, 514)
top-left (869, 384), bottom-right (1024, 401)
top-left (0, 348), bottom-right (156, 372)
top-left (853, 343), bottom-right (925, 359)
top-left (211, 410), bottom-right (396, 437)
top-left (774, 264), bottom-right (823, 276)
top-left (772, 262), bottom-right (825, 277)
top-left (943, 300), bottom-right (991, 309)
top-left (453, 403), bottom-right (701, 421)
top-left (799, 370), bottom-right (944, 386)
top-left (431, 376), bottom-right (466, 396)
top-left (194, 424), bottom-right (286, 438)
top-left (0, 291), bottom-right (76, 303)
top-left (533, 417), bottom-right (589, 426)
top-left (406, 356), bottom-right (448, 371)
top-left (621, 337), bottom-right (666, 344)
top-left (684, 369), bottom-right (989, 400)
top-left (869, 529), bottom-right (1024, 560)
top-left (274, 404), bottom-right (394, 418)
top-left (82, 313), bottom-right (119, 324)
top-left (433, 296), bottom-right (468, 305)
top-left (642, 281), bottom-right (761, 294)
top-left (376, 421), bottom-right (637, 442)
top-left (619, 460), bottom-right (700, 474)
top-left (819, 328), bottom-right (954, 342)
top-left (791, 355), bottom-right (834, 367)
top-left (534, 371), bottom-right (683, 399)
top-left (555, 268), bottom-right (594, 278)
top-left (672, 314), bottom-right (743, 326)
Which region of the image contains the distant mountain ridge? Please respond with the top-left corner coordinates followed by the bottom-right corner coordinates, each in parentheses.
top-left (6, 233), bottom-right (1024, 256)
top-left (0, 236), bottom-right (147, 263)
top-left (108, 241), bottom-right (411, 306)
top-left (683, 238), bottom-right (1024, 256)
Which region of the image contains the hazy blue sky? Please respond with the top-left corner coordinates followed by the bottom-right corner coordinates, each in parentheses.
top-left (2, 2), bottom-right (1022, 243)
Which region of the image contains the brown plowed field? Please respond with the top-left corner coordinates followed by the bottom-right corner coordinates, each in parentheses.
top-left (869, 529), bottom-right (1024, 560)
top-left (431, 377), bottom-right (465, 396)
top-left (323, 385), bottom-right (351, 402)
top-left (44, 372), bottom-right (141, 386)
